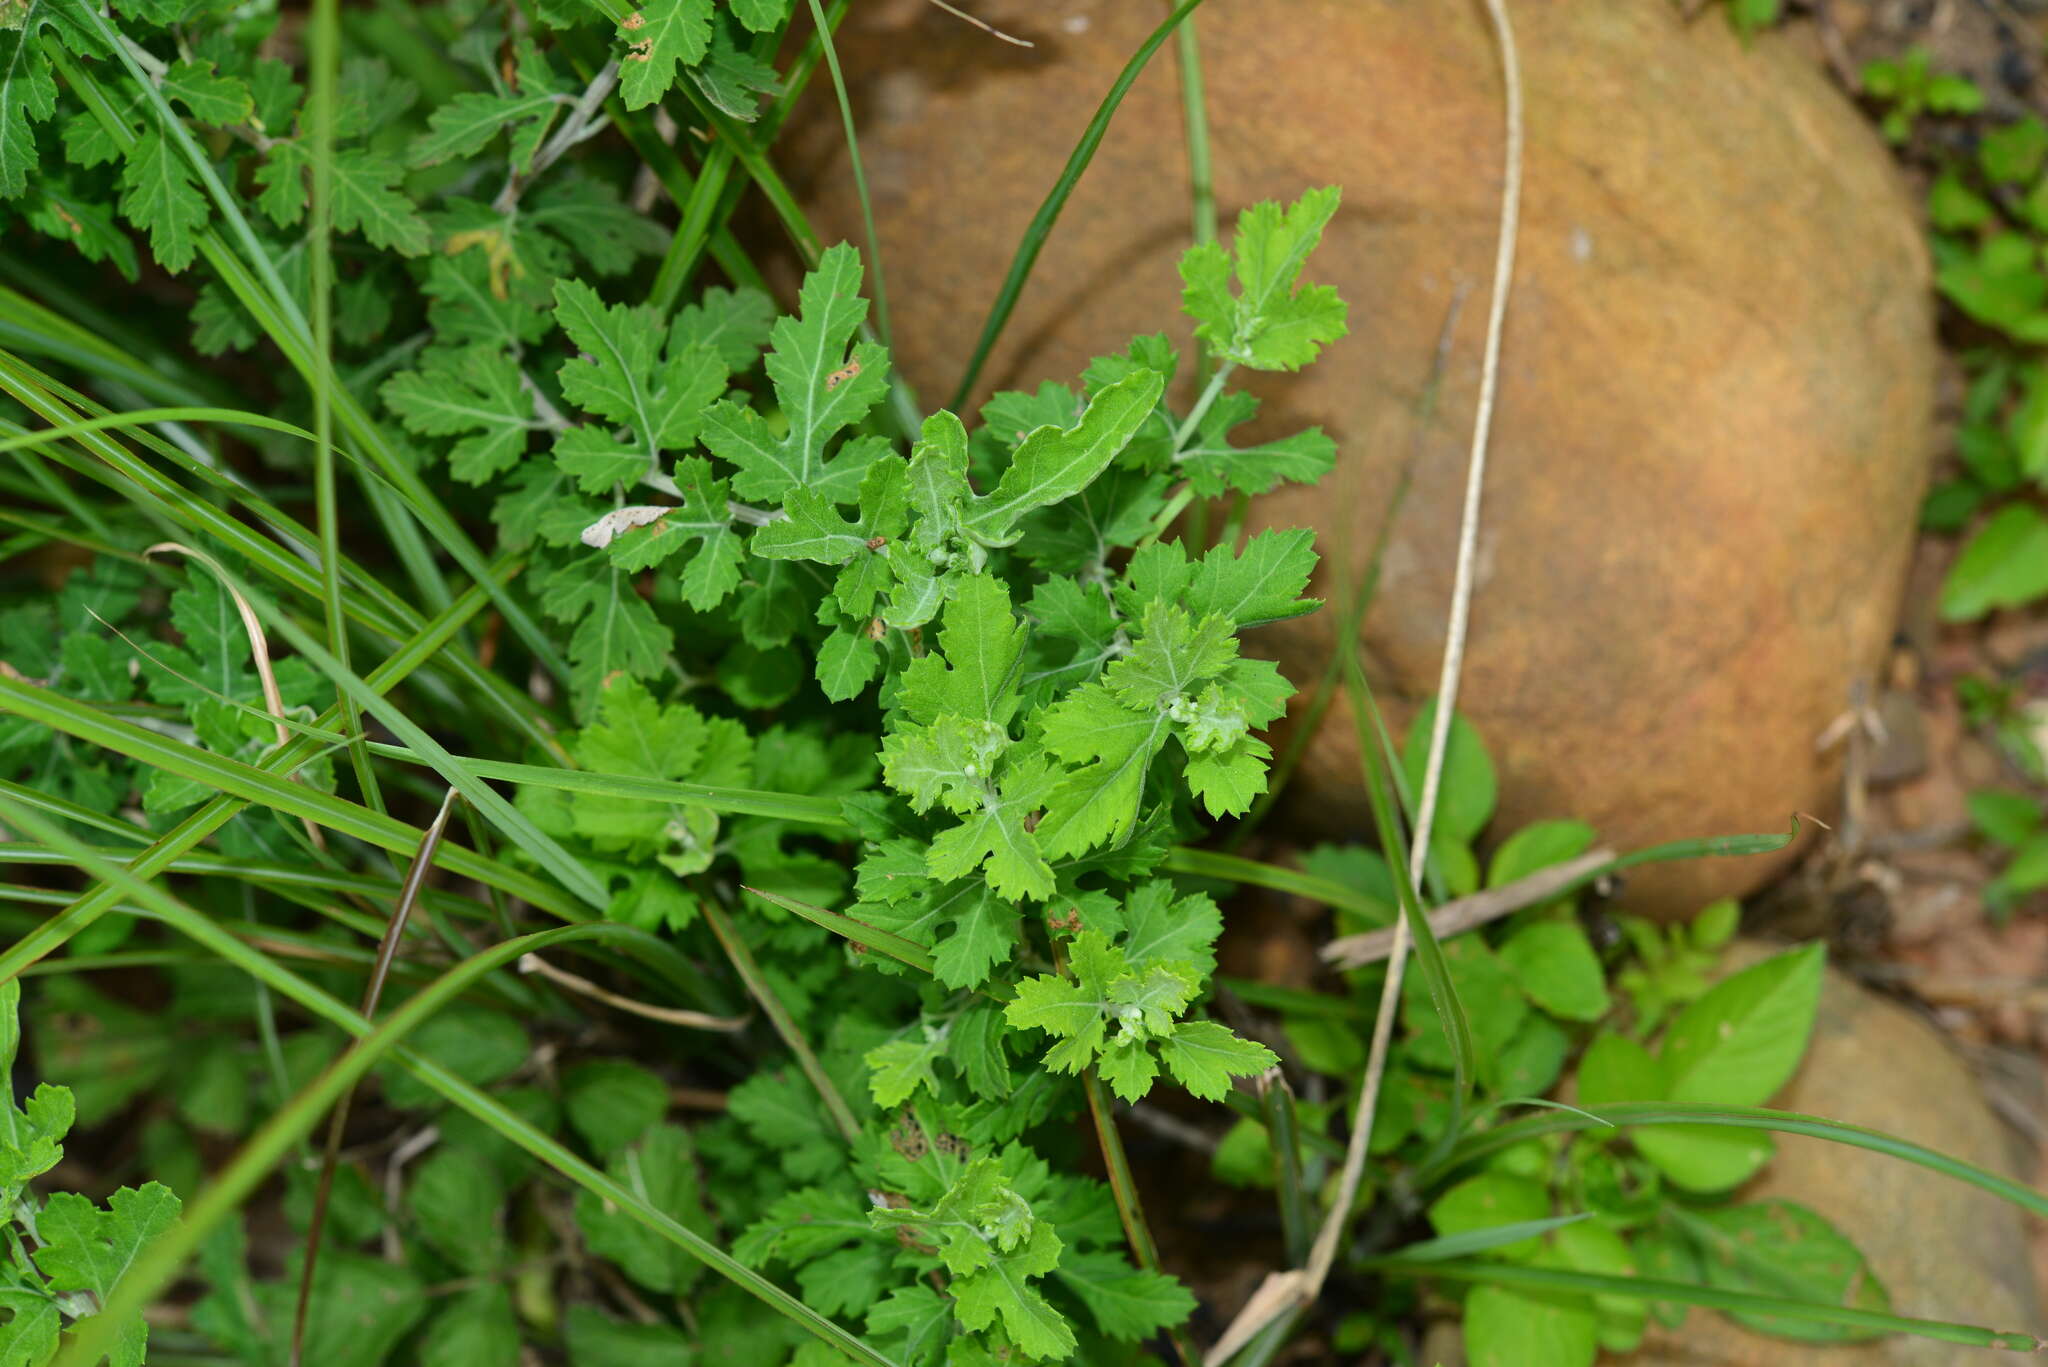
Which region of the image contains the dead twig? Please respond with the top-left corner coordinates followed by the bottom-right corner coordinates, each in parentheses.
top-left (143, 542), bottom-right (326, 852)
top-left (923, 0), bottom-right (1033, 47)
top-left (1205, 0), bottom-right (1523, 1357)
top-left (290, 788), bottom-right (461, 1367)
top-left (518, 953), bottom-right (751, 1032)
top-left (1124, 1101), bottom-right (1220, 1154)
top-left (380, 1126), bottom-right (440, 1262)
top-left (670, 1085), bottom-right (729, 1112)
top-left (1320, 848), bottom-right (1617, 970)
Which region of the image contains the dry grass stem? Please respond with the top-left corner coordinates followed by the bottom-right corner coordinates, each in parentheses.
top-left (924, 0), bottom-right (1034, 46)
top-left (518, 952), bottom-right (753, 1031)
top-left (143, 542), bottom-right (326, 852)
top-left (1321, 848), bottom-right (1616, 970)
top-left (1205, 0), bottom-right (1523, 1357)
top-left (290, 788), bottom-right (461, 1366)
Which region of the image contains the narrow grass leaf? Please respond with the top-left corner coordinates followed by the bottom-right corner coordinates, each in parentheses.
top-left (1364, 1257), bottom-right (2040, 1352)
top-left (229, 574), bottom-right (609, 911)
top-left (365, 746), bottom-right (853, 828)
top-left (1437, 1101), bottom-right (2048, 1221)
top-left (949, 0), bottom-right (1205, 408)
top-left (1383, 1214), bottom-right (1590, 1264)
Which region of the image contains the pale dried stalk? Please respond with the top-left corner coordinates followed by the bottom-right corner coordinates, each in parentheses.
top-left (1204, 0), bottom-right (1523, 1357)
top-left (924, 0), bottom-right (1034, 46)
top-left (1302, 0), bottom-right (1524, 1291)
top-left (518, 952), bottom-right (752, 1032)
top-left (1320, 849), bottom-right (1615, 970)
top-left (144, 542), bottom-right (324, 852)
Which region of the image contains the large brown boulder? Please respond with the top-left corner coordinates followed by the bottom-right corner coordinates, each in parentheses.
top-left (777, 0), bottom-right (1936, 915)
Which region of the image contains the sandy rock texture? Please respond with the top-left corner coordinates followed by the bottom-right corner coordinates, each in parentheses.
top-left (778, 0), bottom-right (1937, 916)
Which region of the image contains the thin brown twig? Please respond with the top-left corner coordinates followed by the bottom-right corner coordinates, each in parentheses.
top-left (1319, 849), bottom-right (1615, 969)
top-left (517, 952), bottom-right (752, 1032)
top-left (1304, 0), bottom-right (1523, 1301)
top-left (670, 1085), bottom-right (729, 1112)
top-left (290, 788), bottom-right (460, 1367)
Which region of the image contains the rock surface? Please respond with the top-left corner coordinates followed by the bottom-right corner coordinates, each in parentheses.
top-left (1620, 946), bottom-right (2041, 1364)
top-left (779, 0), bottom-right (1936, 915)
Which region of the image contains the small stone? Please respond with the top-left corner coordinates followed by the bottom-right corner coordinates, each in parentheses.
top-left (1620, 945), bottom-right (2040, 1364)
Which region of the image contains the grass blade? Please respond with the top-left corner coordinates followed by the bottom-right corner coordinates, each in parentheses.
top-left (1344, 655), bottom-right (1473, 1097)
top-left (0, 355), bottom-right (559, 754)
top-left (0, 565), bottom-right (500, 947)
top-left (0, 282), bottom-right (227, 409)
top-left (0, 669), bottom-right (582, 973)
top-left (741, 884), bottom-right (938, 976)
top-left (4, 800), bottom-right (895, 1367)
top-left (1361, 1257), bottom-right (2041, 1352)
top-left (365, 745), bottom-right (855, 827)
top-left (947, 0), bottom-right (1204, 408)
top-left (1163, 846), bottom-right (1390, 927)
top-left (51, 46), bottom-right (572, 686)
top-left (1260, 1072), bottom-right (1312, 1267)
top-left (299, 0), bottom-right (385, 844)
top-left (1381, 1215), bottom-right (1589, 1264)
top-left (803, 0), bottom-right (891, 348)
top-left (0, 403), bottom-right (319, 456)
top-left (0, 779), bottom-right (150, 845)
top-left (1221, 1090), bottom-right (1344, 1163)
top-left (224, 569), bottom-right (609, 911)
top-left (639, 1), bottom-right (844, 309)
top-left (1431, 1101), bottom-right (2048, 1221)
top-left (702, 895), bottom-right (862, 1143)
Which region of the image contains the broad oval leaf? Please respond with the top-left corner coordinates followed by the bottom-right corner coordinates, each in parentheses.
top-left (1659, 943), bottom-right (1824, 1107)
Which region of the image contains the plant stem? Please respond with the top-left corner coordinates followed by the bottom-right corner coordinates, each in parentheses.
top-left (1171, 12), bottom-right (1218, 253)
top-left (701, 896), bottom-right (862, 1144)
top-left (1260, 1074), bottom-right (1311, 1267)
top-left (805, 0), bottom-right (892, 350)
top-left (1170, 0), bottom-right (1220, 572)
top-left (494, 60), bottom-right (620, 212)
top-left (1136, 482), bottom-right (1195, 550)
top-left (1080, 1068), bottom-right (1200, 1367)
top-left (307, 0), bottom-right (383, 821)
top-left (1170, 359), bottom-right (1234, 453)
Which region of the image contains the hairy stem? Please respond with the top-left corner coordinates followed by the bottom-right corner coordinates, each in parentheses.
top-left (1081, 1068), bottom-right (1200, 1367)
